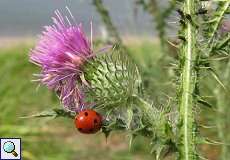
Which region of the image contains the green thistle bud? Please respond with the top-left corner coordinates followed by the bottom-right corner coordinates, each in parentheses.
top-left (83, 49), bottom-right (141, 110)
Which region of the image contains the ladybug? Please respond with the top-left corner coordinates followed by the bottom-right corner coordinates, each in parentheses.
top-left (75, 109), bottom-right (102, 134)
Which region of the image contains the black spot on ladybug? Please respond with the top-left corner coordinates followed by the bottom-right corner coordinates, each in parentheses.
top-left (94, 119), bottom-right (98, 123)
top-left (78, 128), bottom-right (82, 131)
top-left (84, 112), bottom-right (88, 116)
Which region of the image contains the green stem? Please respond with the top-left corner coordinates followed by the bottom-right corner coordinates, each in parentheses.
top-left (208, 1), bottom-right (230, 53)
top-left (92, 0), bottom-right (123, 45)
top-left (149, 0), bottom-right (166, 52)
top-left (92, 0), bottom-right (132, 59)
top-left (139, 0), bottom-right (176, 54)
top-left (178, 0), bottom-right (198, 159)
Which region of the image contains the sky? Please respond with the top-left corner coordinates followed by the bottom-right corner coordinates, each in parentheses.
top-left (0, 0), bottom-right (156, 37)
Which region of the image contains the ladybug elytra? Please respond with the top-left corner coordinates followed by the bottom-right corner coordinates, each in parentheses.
top-left (75, 109), bottom-right (102, 134)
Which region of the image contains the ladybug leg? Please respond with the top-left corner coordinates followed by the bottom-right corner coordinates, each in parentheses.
top-left (80, 105), bottom-right (84, 111)
top-left (94, 119), bottom-right (98, 124)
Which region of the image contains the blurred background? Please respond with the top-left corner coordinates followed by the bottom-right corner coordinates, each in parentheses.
top-left (0, 0), bottom-right (156, 37)
top-left (0, 0), bottom-right (229, 160)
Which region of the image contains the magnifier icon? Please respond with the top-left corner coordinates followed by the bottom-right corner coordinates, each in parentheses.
top-left (3, 141), bottom-right (18, 157)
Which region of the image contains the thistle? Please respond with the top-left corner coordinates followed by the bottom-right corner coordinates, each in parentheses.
top-left (29, 8), bottom-right (177, 159)
top-left (30, 10), bottom-right (96, 112)
top-left (83, 49), bottom-right (176, 158)
top-left (28, 1), bottom-right (230, 159)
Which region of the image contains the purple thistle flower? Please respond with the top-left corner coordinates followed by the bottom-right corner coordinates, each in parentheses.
top-left (30, 10), bottom-right (94, 112)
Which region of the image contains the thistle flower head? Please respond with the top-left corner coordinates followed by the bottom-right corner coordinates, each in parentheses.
top-left (30, 10), bottom-right (93, 112)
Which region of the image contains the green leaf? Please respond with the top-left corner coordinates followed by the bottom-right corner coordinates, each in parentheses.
top-left (208, 68), bottom-right (227, 91)
top-left (203, 1), bottom-right (230, 55)
top-left (126, 107), bottom-right (133, 129)
top-left (128, 134), bottom-right (136, 151)
top-left (196, 136), bottom-right (230, 146)
top-left (215, 34), bottom-right (230, 50)
top-left (20, 108), bottom-right (76, 119)
top-left (197, 97), bottom-right (213, 108)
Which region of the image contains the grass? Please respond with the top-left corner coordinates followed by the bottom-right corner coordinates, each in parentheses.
top-left (0, 42), bottom-right (161, 160)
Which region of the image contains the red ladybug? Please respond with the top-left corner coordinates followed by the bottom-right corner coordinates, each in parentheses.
top-left (75, 109), bottom-right (102, 134)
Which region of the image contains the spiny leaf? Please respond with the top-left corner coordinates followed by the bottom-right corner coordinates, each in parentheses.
top-left (203, 1), bottom-right (230, 54)
top-left (126, 107), bottom-right (134, 129)
top-left (197, 97), bottom-right (213, 108)
top-left (198, 155), bottom-right (209, 160)
top-left (198, 125), bottom-right (217, 129)
top-left (197, 136), bottom-right (230, 146)
top-left (128, 134), bottom-right (136, 151)
top-left (20, 108), bottom-right (75, 119)
top-left (215, 34), bottom-right (230, 50)
top-left (208, 68), bottom-right (227, 91)
top-left (211, 34), bottom-right (230, 56)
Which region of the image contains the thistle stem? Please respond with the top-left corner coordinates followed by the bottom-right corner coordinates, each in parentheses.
top-left (92, 0), bottom-right (122, 44)
top-left (92, 0), bottom-right (133, 60)
top-left (178, 0), bottom-right (198, 159)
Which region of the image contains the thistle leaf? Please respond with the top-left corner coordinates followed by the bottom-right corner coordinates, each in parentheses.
top-left (197, 136), bottom-right (230, 146)
top-left (21, 108), bottom-right (75, 119)
top-left (126, 106), bottom-right (134, 129)
top-left (197, 97), bottom-right (213, 108)
top-left (208, 68), bottom-right (227, 91)
top-left (215, 34), bottom-right (230, 50)
top-left (128, 134), bottom-right (136, 151)
top-left (202, 1), bottom-right (230, 55)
